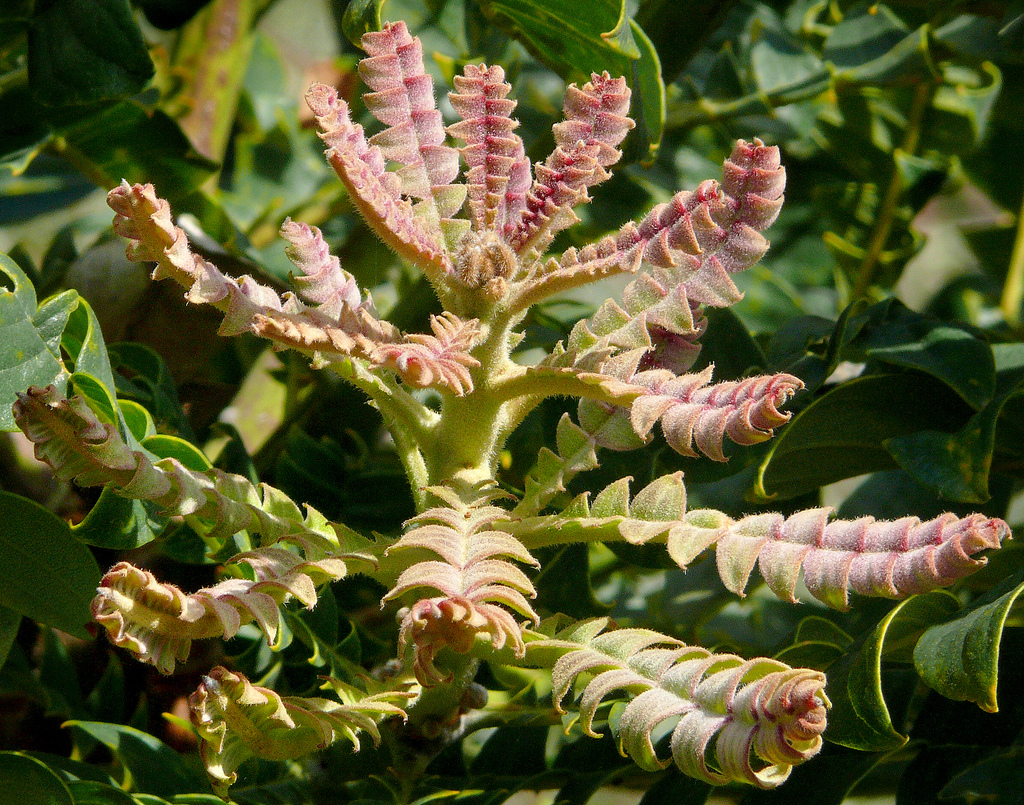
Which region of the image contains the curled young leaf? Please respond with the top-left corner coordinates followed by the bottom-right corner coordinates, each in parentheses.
top-left (93, 548), bottom-right (348, 673)
top-left (676, 508), bottom-right (1009, 609)
top-left (533, 621), bottom-right (828, 789)
top-left (383, 483), bottom-right (539, 684)
top-left (190, 666), bottom-right (411, 795)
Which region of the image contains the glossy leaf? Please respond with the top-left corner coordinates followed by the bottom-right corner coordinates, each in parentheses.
top-left (0, 491), bottom-right (100, 639)
top-left (342, 0), bottom-right (385, 47)
top-left (0, 752), bottom-right (74, 805)
top-left (63, 721), bottom-right (210, 798)
top-left (756, 373), bottom-right (973, 500)
top-left (0, 254), bottom-right (73, 431)
top-left (856, 301), bottom-right (995, 410)
top-left (28, 0), bottom-right (153, 108)
top-left (65, 781), bottom-right (138, 805)
top-left (824, 592), bottom-right (962, 751)
top-left (914, 574), bottom-right (1024, 713)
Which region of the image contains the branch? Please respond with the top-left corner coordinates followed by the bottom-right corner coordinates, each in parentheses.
top-left (13, 385), bottom-right (376, 560)
top-left (508, 72), bottom-right (634, 260)
top-left (93, 551), bottom-right (347, 673)
top-left (447, 63), bottom-right (529, 235)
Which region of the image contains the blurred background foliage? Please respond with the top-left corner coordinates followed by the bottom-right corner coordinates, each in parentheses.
top-left (3, 0), bottom-right (1024, 803)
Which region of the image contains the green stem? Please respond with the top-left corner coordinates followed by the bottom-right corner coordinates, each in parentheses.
top-left (329, 360), bottom-right (437, 507)
top-left (851, 80), bottom-right (934, 301)
top-left (1000, 191), bottom-right (1024, 327)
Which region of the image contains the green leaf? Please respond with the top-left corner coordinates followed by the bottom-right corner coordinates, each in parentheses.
top-left (142, 434), bottom-right (211, 472)
top-left (66, 780), bottom-right (138, 805)
top-left (71, 486), bottom-right (165, 550)
top-left (914, 573), bottom-right (1024, 713)
top-left (57, 101), bottom-right (216, 201)
top-left (476, 0), bottom-right (632, 81)
top-left (0, 254), bottom-right (73, 430)
top-left (755, 373), bottom-right (973, 500)
top-left (824, 593), bottom-right (960, 751)
top-left (532, 543), bottom-right (611, 620)
top-left (342, 0), bottom-right (385, 47)
top-left (28, 0), bottom-right (153, 108)
top-left (0, 605), bottom-right (20, 671)
top-left (63, 721), bottom-right (210, 798)
top-left (0, 752), bottom-right (74, 805)
top-left (0, 491), bottom-right (100, 639)
top-left (622, 20), bottom-right (664, 161)
top-left (940, 745), bottom-right (1024, 803)
top-left (61, 301), bottom-right (119, 408)
top-left (20, 752), bottom-right (118, 786)
top-left (857, 302), bottom-right (995, 410)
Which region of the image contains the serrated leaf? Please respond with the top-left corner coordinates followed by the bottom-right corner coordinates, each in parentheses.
top-left (0, 752), bottom-right (74, 805)
top-left (0, 254), bottom-right (72, 430)
top-left (914, 574), bottom-right (1024, 713)
top-left (0, 491), bottom-right (99, 639)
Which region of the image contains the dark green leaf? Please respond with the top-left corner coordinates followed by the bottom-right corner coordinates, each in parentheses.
top-left (66, 780), bottom-right (138, 805)
top-left (533, 544), bottom-right (611, 620)
top-left (739, 741), bottom-right (886, 805)
top-left (61, 301), bottom-right (119, 407)
top-left (755, 373), bottom-right (973, 500)
top-left (21, 752), bottom-right (118, 786)
top-left (0, 752), bottom-right (74, 805)
top-left (0, 254), bottom-right (72, 430)
top-left (857, 303), bottom-right (995, 410)
top-left (823, 595), bottom-right (946, 751)
top-left (342, 0), bottom-right (384, 47)
top-left (637, 0), bottom-right (741, 82)
top-left (57, 102), bottom-right (216, 201)
top-left (914, 573), bottom-right (1024, 713)
top-left (0, 491), bottom-right (100, 639)
top-left (0, 605), bottom-right (19, 670)
top-left (63, 721), bottom-right (210, 798)
top-left (637, 769), bottom-right (709, 805)
top-left (940, 745), bottom-right (1024, 803)
top-left (476, 0), bottom-right (631, 81)
top-left (28, 0), bottom-right (153, 107)
top-left (72, 485), bottom-right (165, 551)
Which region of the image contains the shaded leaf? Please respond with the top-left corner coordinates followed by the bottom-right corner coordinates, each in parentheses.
top-left (63, 721), bottom-right (210, 798)
top-left (756, 373), bottom-right (973, 500)
top-left (28, 0), bottom-right (153, 108)
top-left (0, 752), bottom-right (74, 805)
top-left (0, 254), bottom-right (72, 430)
top-left (0, 491), bottom-right (100, 640)
top-left (914, 573), bottom-right (1024, 713)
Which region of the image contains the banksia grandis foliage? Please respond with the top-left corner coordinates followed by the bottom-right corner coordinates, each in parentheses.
top-left (11, 18), bottom-right (1011, 799)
